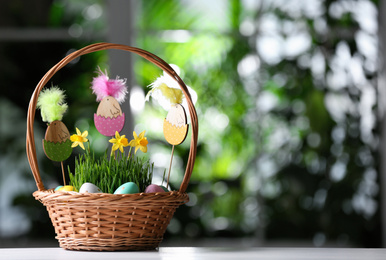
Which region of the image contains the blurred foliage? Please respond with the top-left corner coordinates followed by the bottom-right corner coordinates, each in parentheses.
top-left (0, 0), bottom-right (106, 243)
top-left (0, 0), bottom-right (382, 247)
top-left (135, 0), bottom-right (381, 247)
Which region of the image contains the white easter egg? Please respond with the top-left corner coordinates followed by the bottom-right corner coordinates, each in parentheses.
top-left (79, 182), bottom-right (102, 193)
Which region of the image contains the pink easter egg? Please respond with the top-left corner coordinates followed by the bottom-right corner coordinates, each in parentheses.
top-left (144, 184), bottom-right (165, 193)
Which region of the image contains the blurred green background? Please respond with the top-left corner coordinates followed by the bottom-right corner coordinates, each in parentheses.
top-left (0, 0), bottom-right (383, 248)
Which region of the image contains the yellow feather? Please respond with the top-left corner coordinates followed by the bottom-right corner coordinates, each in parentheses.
top-left (158, 83), bottom-right (183, 104)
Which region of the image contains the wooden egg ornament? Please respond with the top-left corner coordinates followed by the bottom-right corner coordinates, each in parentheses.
top-left (163, 103), bottom-right (189, 145)
top-left (37, 87), bottom-right (72, 162)
top-left (37, 86), bottom-right (72, 186)
top-left (96, 96), bottom-right (123, 118)
top-left (94, 96), bottom-right (125, 136)
top-left (145, 65), bottom-right (197, 189)
top-left (43, 120), bottom-right (72, 162)
top-left (91, 68), bottom-right (128, 137)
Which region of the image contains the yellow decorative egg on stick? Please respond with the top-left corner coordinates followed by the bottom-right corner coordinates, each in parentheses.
top-left (163, 103), bottom-right (188, 145)
top-left (146, 64), bottom-right (197, 188)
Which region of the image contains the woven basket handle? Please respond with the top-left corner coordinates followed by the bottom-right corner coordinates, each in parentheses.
top-left (26, 42), bottom-right (198, 194)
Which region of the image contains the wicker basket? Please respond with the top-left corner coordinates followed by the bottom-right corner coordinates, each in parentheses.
top-left (26, 42), bottom-right (198, 251)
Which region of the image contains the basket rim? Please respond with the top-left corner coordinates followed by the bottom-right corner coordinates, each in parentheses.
top-left (33, 189), bottom-right (190, 206)
top-left (26, 42), bottom-right (198, 194)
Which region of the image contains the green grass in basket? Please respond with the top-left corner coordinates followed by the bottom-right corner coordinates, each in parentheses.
top-left (68, 148), bottom-right (153, 194)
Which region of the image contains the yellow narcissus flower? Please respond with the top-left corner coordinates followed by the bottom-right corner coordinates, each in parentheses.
top-left (109, 131), bottom-right (129, 153)
top-left (70, 128), bottom-right (88, 150)
top-left (129, 130), bottom-right (148, 154)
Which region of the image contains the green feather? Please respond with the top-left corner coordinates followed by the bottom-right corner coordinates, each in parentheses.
top-left (36, 87), bottom-right (68, 123)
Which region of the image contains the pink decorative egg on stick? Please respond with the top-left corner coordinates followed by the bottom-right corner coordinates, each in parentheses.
top-left (91, 68), bottom-right (128, 137)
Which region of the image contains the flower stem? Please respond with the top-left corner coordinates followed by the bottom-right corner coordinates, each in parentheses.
top-left (127, 147), bottom-right (133, 159)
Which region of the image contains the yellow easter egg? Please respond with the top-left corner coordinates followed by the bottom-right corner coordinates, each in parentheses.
top-left (57, 185), bottom-right (77, 192)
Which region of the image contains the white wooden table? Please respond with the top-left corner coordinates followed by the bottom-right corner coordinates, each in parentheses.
top-left (1, 247), bottom-right (386, 260)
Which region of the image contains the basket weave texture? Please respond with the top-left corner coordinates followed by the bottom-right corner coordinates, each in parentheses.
top-left (26, 43), bottom-right (198, 251)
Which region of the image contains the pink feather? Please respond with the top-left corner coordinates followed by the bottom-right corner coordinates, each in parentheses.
top-left (91, 68), bottom-right (128, 103)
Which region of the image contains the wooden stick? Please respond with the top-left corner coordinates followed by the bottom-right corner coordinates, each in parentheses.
top-left (61, 161), bottom-right (66, 186)
top-left (166, 145), bottom-right (175, 189)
